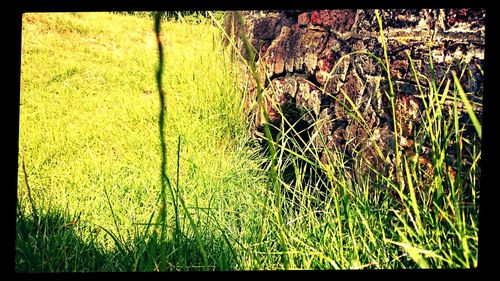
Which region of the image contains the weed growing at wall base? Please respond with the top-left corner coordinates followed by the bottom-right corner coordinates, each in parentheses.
top-left (231, 10), bottom-right (480, 269)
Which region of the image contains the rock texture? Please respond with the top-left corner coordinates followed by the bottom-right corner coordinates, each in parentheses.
top-left (227, 9), bottom-right (484, 182)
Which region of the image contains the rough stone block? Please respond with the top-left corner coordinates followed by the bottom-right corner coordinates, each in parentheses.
top-left (228, 9), bottom-right (484, 183)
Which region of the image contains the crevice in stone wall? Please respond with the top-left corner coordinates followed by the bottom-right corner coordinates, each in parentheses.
top-left (228, 9), bottom-right (484, 195)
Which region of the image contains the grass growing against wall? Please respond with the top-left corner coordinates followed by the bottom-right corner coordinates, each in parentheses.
top-left (16, 11), bottom-right (480, 271)
top-left (227, 10), bottom-right (480, 269)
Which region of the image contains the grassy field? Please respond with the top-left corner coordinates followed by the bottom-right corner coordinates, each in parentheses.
top-left (17, 12), bottom-right (267, 271)
top-left (16, 12), bottom-right (480, 271)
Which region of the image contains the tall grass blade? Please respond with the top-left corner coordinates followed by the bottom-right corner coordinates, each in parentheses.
top-left (234, 11), bottom-right (289, 270)
top-left (403, 158), bottom-right (422, 235)
top-left (385, 238), bottom-right (431, 269)
top-left (21, 157), bottom-right (39, 229)
top-left (103, 187), bottom-right (125, 246)
top-left (153, 12), bottom-right (169, 242)
top-left (452, 71), bottom-right (482, 139)
top-left (375, 10), bottom-right (402, 185)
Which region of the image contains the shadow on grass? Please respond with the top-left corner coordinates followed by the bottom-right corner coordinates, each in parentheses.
top-left (15, 206), bottom-right (110, 272)
top-left (15, 202), bottom-right (238, 272)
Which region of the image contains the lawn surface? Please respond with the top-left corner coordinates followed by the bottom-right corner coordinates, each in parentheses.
top-left (18, 12), bottom-right (266, 271)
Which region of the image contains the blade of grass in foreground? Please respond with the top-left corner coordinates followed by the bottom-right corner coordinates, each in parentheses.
top-left (153, 11), bottom-right (171, 271)
top-left (452, 71), bottom-right (482, 140)
top-left (153, 11), bottom-right (169, 238)
top-left (375, 9), bottom-right (403, 187)
top-left (173, 135), bottom-right (209, 270)
top-left (153, 12), bottom-right (208, 271)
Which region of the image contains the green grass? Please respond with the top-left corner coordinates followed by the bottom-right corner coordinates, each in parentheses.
top-left (18, 12), bottom-right (266, 271)
top-left (16, 11), bottom-right (480, 271)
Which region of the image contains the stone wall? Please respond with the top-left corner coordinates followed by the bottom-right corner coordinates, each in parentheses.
top-left (227, 9), bottom-right (484, 179)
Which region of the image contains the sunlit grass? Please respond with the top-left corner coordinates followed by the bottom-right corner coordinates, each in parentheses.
top-left (17, 12), bottom-right (266, 271)
top-left (16, 11), bottom-right (480, 271)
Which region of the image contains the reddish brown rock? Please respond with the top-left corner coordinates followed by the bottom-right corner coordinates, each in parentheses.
top-left (227, 9), bottom-right (484, 188)
top-left (445, 8), bottom-right (485, 29)
top-left (311, 10), bottom-right (356, 33)
top-left (390, 60), bottom-right (409, 80)
top-left (297, 12), bottom-right (310, 26)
